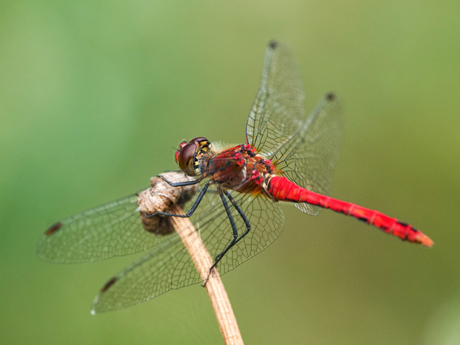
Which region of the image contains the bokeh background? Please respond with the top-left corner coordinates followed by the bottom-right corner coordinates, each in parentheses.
top-left (1, 1), bottom-right (459, 344)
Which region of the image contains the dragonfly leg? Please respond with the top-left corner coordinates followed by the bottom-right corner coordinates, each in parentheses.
top-left (225, 191), bottom-right (252, 246)
top-left (203, 190), bottom-right (252, 286)
top-left (159, 174), bottom-right (201, 187)
top-left (145, 182), bottom-right (210, 218)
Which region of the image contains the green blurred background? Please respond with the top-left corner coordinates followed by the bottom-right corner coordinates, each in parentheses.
top-left (1, 0), bottom-right (459, 344)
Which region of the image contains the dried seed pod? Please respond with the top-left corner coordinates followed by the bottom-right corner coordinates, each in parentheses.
top-left (137, 172), bottom-right (198, 235)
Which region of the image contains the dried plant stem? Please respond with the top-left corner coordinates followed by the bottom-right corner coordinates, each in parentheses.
top-left (169, 204), bottom-right (244, 345)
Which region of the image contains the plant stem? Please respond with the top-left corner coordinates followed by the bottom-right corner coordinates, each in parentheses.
top-left (169, 204), bottom-right (244, 345)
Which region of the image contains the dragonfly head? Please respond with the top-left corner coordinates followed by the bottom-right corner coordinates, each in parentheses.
top-left (175, 137), bottom-right (211, 176)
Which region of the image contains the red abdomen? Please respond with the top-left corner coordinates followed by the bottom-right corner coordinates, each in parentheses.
top-left (268, 176), bottom-right (433, 247)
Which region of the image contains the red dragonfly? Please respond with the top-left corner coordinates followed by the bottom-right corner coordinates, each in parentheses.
top-left (37, 40), bottom-right (433, 314)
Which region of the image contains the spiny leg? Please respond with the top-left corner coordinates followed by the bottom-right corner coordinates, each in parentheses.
top-left (145, 182), bottom-right (210, 218)
top-left (204, 190), bottom-right (251, 286)
top-left (225, 190), bottom-right (251, 246)
top-left (159, 174), bottom-right (202, 187)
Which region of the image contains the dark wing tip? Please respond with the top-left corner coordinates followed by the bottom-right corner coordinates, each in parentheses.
top-left (268, 40), bottom-right (278, 49)
top-left (92, 276), bottom-right (118, 314)
top-left (45, 221), bottom-right (63, 236)
top-left (326, 92), bottom-right (336, 101)
top-left (101, 277), bottom-right (118, 293)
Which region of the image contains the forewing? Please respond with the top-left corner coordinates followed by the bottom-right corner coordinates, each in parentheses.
top-left (246, 41), bottom-right (306, 157)
top-left (92, 188), bottom-right (285, 313)
top-left (246, 41), bottom-right (344, 216)
top-left (36, 188), bottom-right (175, 263)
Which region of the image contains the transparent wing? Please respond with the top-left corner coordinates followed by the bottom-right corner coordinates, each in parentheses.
top-left (246, 41), bottom-right (344, 216)
top-left (36, 187), bottom-right (176, 263)
top-left (274, 95), bottom-right (344, 215)
top-left (246, 40), bottom-right (306, 157)
top-left (92, 186), bottom-right (284, 313)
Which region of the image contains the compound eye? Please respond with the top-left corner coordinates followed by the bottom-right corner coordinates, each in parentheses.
top-left (175, 142), bottom-right (188, 164)
top-left (189, 137), bottom-right (208, 145)
top-left (177, 142), bottom-right (197, 175)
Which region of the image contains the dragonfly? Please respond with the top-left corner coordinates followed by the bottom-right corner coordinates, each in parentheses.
top-left (37, 40), bottom-right (433, 314)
